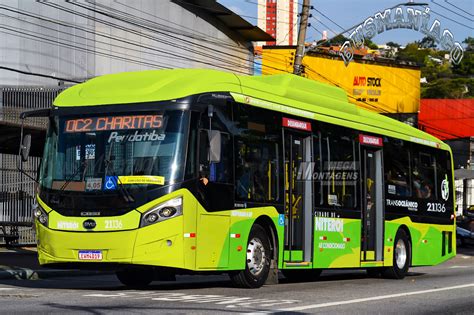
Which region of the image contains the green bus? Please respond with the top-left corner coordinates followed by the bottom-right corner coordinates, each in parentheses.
top-left (21, 69), bottom-right (456, 288)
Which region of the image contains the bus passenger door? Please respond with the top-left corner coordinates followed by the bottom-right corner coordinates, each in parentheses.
top-left (283, 131), bottom-right (313, 265)
top-left (361, 144), bottom-right (384, 262)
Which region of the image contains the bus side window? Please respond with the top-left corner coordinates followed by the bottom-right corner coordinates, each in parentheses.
top-left (320, 126), bottom-right (358, 209)
top-left (384, 140), bottom-right (412, 197)
top-left (412, 150), bottom-right (436, 200)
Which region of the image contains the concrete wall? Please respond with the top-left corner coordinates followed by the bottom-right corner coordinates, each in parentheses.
top-left (0, 0), bottom-right (254, 86)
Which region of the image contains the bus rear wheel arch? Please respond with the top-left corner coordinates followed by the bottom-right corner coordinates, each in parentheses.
top-left (229, 223), bottom-right (272, 288)
top-left (383, 227), bottom-right (412, 279)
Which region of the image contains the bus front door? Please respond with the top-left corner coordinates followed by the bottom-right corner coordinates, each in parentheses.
top-left (283, 132), bottom-right (313, 265)
top-left (361, 147), bottom-right (384, 262)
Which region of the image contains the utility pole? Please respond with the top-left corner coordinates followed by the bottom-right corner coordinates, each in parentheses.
top-left (293, 0), bottom-right (311, 75)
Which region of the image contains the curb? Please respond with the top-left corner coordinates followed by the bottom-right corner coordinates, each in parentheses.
top-left (0, 267), bottom-right (112, 280)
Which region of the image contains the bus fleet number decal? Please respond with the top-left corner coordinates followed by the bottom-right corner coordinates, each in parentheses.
top-left (105, 220), bottom-right (123, 229)
top-left (427, 203), bottom-right (446, 213)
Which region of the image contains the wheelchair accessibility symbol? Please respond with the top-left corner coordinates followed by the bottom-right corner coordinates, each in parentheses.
top-left (278, 214), bottom-right (285, 226)
top-left (104, 176), bottom-right (117, 190)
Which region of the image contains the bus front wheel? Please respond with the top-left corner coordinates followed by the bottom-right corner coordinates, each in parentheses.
top-left (229, 224), bottom-right (271, 288)
top-left (383, 229), bottom-right (411, 279)
top-left (116, 267), bottom-right (152, 287)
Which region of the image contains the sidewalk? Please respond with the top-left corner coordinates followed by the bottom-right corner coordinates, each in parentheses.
top-left (0, 247), bottom-right (108, 280)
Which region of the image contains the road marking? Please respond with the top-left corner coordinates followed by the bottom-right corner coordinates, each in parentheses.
top-left (84, 291), bottom-right (300, 309)
top-left (280, 283), bottom-right (474, 312)
top-left (449, 265), bottom-right (473, 269)
top-left (0, 288), bottom-right (14, 291)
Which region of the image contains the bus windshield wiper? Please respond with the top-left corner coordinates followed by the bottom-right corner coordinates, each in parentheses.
top-left (60, 160), bottom-right (89, 191)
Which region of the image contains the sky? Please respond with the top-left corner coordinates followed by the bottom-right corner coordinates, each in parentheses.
top-left (218, 0), bottom-right (473, 46)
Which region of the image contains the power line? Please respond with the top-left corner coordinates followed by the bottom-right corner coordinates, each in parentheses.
top-left (36, 2), bottom-right (254, 75)
top-left (445, 0), bottom-right (473, 17)
top-left (54, 2), bottom-right (252, 65)
top-left (431, 0), bottom-right (473, 22)
top-left (0, 66), bottom-right (81, 83)
top-left (0, 14), bottom-right (174, 69)
top-left (430, 8), bottom-right (474, 29)
top-left (311, 17), bottom-right (340, 37)
top-left (312, 8), bottom-right (345, 32)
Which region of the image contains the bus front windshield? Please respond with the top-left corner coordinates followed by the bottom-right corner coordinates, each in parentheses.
top-left (39, 110), bottom-right (188, 211)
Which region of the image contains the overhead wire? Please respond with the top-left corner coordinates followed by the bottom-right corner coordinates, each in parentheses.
top-left (0, 66), bottom-right (81, 83)
top-left (53, 1), bottom-right (252, 66)
top-left (445, 0), bottom-right (473, 17)
top-left (431, 0), bottom-right (473, 22)
top-left (429, 8), bottom-right (474, 29)
top-left (36, 2), bottom-right (254, 75)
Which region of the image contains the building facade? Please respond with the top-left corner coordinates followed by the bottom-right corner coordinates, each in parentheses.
top-left (257, 0), bottom-right (298, 46)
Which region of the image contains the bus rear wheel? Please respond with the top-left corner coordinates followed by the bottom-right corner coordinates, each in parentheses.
top-left (383, 229), bottom-right (411, 279)
top-left (116, 267), bottom-right (152, 287)
top-left (229, 224), bottom-right (271, 288)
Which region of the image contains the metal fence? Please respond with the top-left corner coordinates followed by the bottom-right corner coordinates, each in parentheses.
top-left (0, 86), bottom-right (63, 246)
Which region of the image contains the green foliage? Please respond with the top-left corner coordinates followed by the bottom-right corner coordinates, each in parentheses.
top-left (393, 37), bottom-right (473, 99)
top-left (386, 41), bottom-right (400, 48)
top-left (364, 38), bottom-right (379, 50)
top-left (452, 49), bottom-right (474, 77)
top-left (421, 78), bottom-right (474, 98)
top-left (396, 43), bottom-right (430, 64)
top-left (317, 34), bottom-right (349, 47)
top-left (418, 36), bottom-right (436, 49)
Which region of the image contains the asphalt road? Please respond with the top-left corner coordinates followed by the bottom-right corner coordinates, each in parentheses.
top-left (0, 246), bottom-right (473, 314)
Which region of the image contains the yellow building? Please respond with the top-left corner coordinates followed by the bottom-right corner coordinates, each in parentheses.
top-left (262, 47), bottom-right (421, 114)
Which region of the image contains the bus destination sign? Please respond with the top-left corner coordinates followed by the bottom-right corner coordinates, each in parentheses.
top-left (282, 117), bottom-right (312, 131)
top-left (65, 115), bottom-right (163, 133)
top-left (359, 134), bottom-right (383, 147)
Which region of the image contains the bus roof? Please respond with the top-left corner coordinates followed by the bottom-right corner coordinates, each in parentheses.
top-left (53, 68), bottom-right (448, 150)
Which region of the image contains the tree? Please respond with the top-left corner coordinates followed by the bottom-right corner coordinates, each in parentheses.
top-left (386, 41), bottom-right (400, 48)
top-left (463, 37), bottom-right (474, 52)
top-left (364, 38), bottom-right (379, 50)
top-left (419, 36), bottom-right (436, 49)
top-left (453, 37), bottom-right (474, 76)
top-left (421, 78), bottom-right (473, 98)
top-left (397, 42), bottom-right (429, 64)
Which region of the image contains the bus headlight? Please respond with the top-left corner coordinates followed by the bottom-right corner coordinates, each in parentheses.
top-left (33, 203), bottom-right (48, 227)
top-left (141, 197), bottom-right (182, 227)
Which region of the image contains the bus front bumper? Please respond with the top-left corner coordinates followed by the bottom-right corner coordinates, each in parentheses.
top-left (36, 216), bottom-right (185, 269)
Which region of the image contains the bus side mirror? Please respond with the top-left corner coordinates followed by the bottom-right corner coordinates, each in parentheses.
top-left (208, 130), bottom-right (221, 163)
top-left (20, 134), bottom-right (32, 162)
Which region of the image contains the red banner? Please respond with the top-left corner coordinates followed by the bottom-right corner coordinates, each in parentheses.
top-left (282, 117), bottom-right (312, 131)
top-left (359, 134), bottom-right (383, 146)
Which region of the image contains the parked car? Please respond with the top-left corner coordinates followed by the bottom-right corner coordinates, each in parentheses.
top-left (457, 206), bottom-right (474, 246)
top-left (457, 226), bottom-right (474, 246)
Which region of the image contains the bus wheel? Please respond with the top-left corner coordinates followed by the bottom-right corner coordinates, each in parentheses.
top-left (229, 224), bottom-right (271, 288)
top-left (116, 268), bottom-right (152, 287)
top-left (383, 229), bottom-right (411, 279)
top-left (282, 269), bottom-right (322, 282)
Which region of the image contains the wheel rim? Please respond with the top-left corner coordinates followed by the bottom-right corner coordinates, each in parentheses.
top-left (247, 237), bottom-right (266, 276)
top-left (395, 238), bottom-right (407, 269)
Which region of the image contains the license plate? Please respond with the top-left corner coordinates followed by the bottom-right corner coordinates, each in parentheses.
top-left (78, 250), bottom-right (103, 260)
